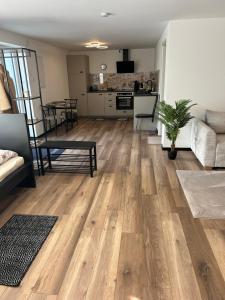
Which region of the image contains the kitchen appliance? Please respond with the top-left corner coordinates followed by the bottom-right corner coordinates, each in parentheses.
top-left (116, 49), bottom-right (135, 73)
top-left (116, 91), bottom-right (134, 110)
top-left (134, 80), bottom-right (140, 93)
top-left (117, 61), bottom-right (134, 73)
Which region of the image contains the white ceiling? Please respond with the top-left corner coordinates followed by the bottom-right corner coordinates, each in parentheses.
top-left (0, 0), bottom-right (225, 50)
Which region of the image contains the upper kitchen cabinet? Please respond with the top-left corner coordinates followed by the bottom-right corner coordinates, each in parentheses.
top-left (67, 55), bottom-right (89, 75)
top-left (68, 73), bottom-right (87, 95)
top-left (67, 55), bottom-right (90, 116)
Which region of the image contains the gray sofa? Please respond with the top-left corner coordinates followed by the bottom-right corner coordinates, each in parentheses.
top-left (191, 110), bottom-right (225, 168)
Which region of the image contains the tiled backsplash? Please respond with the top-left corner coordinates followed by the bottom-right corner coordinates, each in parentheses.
top-left (89, 72), bottom-right (158, 91)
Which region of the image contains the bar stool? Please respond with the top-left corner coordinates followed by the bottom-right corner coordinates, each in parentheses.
top-left (135, 95), bottom-right (159, 130)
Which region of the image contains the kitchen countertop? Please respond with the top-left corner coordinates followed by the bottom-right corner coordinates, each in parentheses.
top-left (88, 90), bottom-right (115, 93)
top-left (88, 90), bottom-right (133, 93)
top-left (88, 90), bottom-right (158, 96)
top-left (134, 92), bottom-right (158, 97)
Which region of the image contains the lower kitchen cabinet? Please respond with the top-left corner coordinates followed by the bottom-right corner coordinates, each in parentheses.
top-left (117, 110), bottom-right (133, 117)
top-left (77, 93), bottom-right (88, 116)
top-left (104, 92), bottom-right (116, 116)
top-left (104, 103), bottom-right (116, 116)
top-left (88, 93), bottom-right (105, 116)
top-left (87, 92), bottom-right (133, 117)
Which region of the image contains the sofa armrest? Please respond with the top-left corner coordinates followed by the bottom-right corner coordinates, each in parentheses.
top-left (191, 118), bottom-right (216, 167)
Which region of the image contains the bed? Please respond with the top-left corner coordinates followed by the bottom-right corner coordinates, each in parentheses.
top-left (0, 156), bottom-right (24, 183)
top-left (0, 114), bottom-right (36, 199)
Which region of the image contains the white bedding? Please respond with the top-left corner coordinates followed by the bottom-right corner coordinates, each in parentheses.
top-left (0, 156), bottom-right (24, 182)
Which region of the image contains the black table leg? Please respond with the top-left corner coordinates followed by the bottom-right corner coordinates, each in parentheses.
top-left (47, 148), bottom-right (52, 169)
top-left (39, 148), bottom-right (45, 175)
top-left (94, 145), bottom-right (97, 171)
top-left (89, 149), bottom-right (93, 177)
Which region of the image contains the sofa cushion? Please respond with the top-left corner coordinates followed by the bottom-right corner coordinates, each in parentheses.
top-left (215, 134), bottom-right (225, 167)
top-left (191, 118), bottom-right (216, 167)
top-left (215, 140), bottom-right (225, 167)
top-left (216, 134), bottom-right (225, 144)
top-left (206, 110), bottom-right (225, 133)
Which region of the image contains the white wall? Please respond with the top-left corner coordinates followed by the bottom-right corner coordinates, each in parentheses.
top-left (156, 18), bottom-right (225, 147)
top-left (69, 48), bottom-right (155, 73)
top-left (155, 28), bottom-right (168, 99)
top-left (0, 29), bottom-right (69, 104)
top-left (154, 28), bottom-right (168, 135)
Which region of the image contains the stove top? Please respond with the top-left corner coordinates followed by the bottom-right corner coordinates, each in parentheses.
top-left (116, 91), bottom-right (134, 96)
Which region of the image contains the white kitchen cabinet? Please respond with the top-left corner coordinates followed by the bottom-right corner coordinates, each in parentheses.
top-left (87, 92), bottom-right (133, 117)
top-left (104, 93), bottom-right (116, 116)
top-left (67, 55), bottom-right (89, 75)
top-left (67, 55), bottom-right (89, 116)
top-left (68, 73), bottom-right (87, 95)
top-left (77, 93), bottom-right (88, 116)
top-left (88, 93), bottom-right (105, 116)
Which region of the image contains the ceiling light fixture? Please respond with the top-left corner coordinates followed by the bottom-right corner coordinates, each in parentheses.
top-left (96, 45), bottom-right (108, 49)
top-left (90, 42), bottom-right (99, 46)
top-left (85, 42), bottom-right (99, 48)
top-left (100, 12), bottom-right (112, 18)
top-left (85, 42), bottom-right (108, 49)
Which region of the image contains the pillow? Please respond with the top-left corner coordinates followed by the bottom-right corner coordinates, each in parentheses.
top-left (0, 149), bottom-right (18, 165)
top-left (206, 110), bottom-right (225, 134)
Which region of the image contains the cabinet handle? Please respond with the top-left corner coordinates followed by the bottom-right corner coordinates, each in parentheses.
top-left (81, 93), bottom-right (86, 96)
top-left (99, 93), bottom-right (103, 95)
top-left (80, 71), bottom-right (84, 74)
top-left (109, 105), bottom-right (112, 107)
top-left (108, 99), bottom-right (112, 101)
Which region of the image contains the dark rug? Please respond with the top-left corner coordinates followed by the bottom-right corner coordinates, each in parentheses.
top-left (32, 148), bottom-right (64, 160)
top-left (0, 214), bottom-right (58, 287)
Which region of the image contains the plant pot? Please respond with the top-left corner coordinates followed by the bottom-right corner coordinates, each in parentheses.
top-left (168, 149), bottom-right (177, 160)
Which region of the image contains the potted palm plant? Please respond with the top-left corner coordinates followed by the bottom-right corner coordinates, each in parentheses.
top-left (158, 99), bottom-right (196, 160)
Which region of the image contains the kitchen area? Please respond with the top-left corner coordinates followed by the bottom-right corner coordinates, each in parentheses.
top-left (66, 48), bottom-right (159, 131)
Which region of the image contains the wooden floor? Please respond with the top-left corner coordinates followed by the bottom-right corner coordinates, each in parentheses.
top-left (0, 119), bottom-right (225, 300)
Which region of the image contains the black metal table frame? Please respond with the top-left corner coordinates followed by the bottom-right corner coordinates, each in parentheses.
top-left (38, 145), bottom-right (97, 177)
top-left (46, 100), bottom-right (78, 132)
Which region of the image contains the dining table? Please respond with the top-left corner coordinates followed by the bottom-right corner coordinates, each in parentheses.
top-left (46, 100), bottom-right (76, 109)
top-left (46, 99), bottom-right (78, 131)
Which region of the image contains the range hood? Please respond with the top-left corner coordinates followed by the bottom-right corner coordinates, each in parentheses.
top-left (122, 49), bottom-right (129, 61)
top-left (116, 49), bottom-right (134, 73)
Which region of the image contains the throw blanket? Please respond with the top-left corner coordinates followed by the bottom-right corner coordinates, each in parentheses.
top-left (0, 149), bottom-right (18, 165)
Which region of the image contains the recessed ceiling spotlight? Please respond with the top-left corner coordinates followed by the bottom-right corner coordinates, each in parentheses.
top-left (100, 12), bottom-right (112, 17)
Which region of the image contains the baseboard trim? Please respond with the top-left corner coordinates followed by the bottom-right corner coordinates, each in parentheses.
top-left (161, 147), bottom-right (191, 151)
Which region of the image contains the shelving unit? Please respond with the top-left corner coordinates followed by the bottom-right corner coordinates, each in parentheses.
top-left (0, 47), bottom-right (47, 175)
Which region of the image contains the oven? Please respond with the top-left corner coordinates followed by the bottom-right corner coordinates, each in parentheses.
top-left (116, 92), bottom-right (134, 110)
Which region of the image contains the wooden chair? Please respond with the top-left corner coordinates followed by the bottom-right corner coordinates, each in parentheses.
top-left (61, 99), bottom-right (78, 129)
top-left (41, 105), bottom-right (58, 135)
